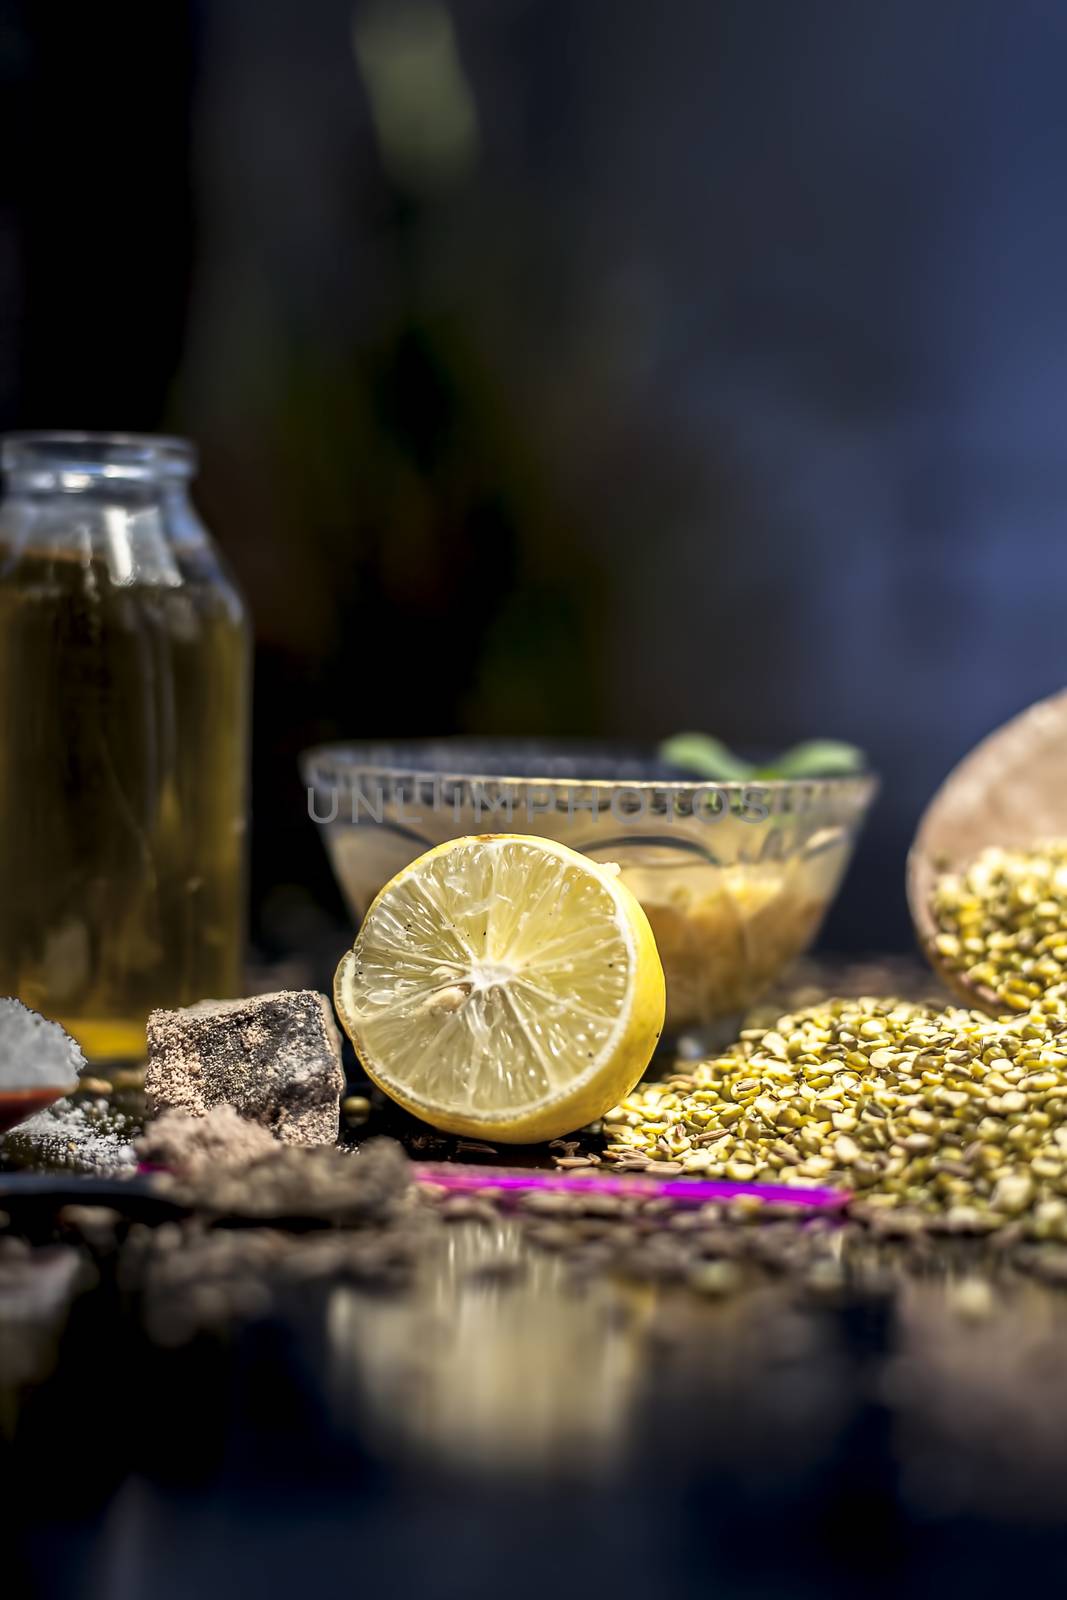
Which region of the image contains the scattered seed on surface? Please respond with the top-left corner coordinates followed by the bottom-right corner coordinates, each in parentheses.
top-left (77, 1077), bottom-right (113, 1097)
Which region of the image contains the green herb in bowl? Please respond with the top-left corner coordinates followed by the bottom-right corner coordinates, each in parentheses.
top-left (659, 733), bottom-right (867, 783)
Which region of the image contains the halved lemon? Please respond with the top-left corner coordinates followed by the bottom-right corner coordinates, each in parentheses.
top-left (333, 834), bottom-right (666, 1143)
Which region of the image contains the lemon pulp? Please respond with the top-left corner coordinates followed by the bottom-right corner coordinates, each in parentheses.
top-left (333, 833), bottom-right (666, 1143)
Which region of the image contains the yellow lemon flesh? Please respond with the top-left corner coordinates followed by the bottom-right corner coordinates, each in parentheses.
top-left (333, 834), bottom-right (666, 1143)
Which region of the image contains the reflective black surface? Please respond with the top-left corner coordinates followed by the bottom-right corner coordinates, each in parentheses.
top-left (6, 1160), bottom-right (1067, 1597)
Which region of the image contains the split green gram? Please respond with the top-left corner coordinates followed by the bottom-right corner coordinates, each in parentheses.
top-left (602, 844), bottom-right (1067, 1232)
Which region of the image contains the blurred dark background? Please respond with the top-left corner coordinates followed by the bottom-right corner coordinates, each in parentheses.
top-left (4, 0), bottom-right (1067, 954)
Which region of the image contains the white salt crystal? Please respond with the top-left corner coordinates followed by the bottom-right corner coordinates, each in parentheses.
top-left (0, 998), bottom-right (85, 1091)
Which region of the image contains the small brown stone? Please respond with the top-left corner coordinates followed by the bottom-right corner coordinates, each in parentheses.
top-left (111, 1066), bottom-right (147, 1091)
top-left (145, 990), bottom-right (344, 1146)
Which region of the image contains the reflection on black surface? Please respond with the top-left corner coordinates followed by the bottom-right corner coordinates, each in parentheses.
top-left (8, 1211), bottom-right (1067, 1598)
top-left (327, 1217), bottom-right (651, 1472)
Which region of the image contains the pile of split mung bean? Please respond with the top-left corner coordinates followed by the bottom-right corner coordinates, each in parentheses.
top-left (598, 842), bottom-right (1067, 1235)
top-left (931, 842), bottom-right (1067, 1010)
top-left (602, 992), bottom-right (1067, 1234)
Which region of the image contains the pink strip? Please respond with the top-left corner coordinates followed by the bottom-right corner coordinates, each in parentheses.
top-left (413, 1161), bottom-right (849, 1211)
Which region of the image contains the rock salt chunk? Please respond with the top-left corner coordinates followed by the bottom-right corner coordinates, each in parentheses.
top-left (145, 990), bottom-right (344, 1146)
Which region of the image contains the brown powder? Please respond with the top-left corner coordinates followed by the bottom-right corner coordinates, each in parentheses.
top-left (135, 1105), bottom-right (279, 1177)
top-left (160, 1134), bottom-right (414, 1226)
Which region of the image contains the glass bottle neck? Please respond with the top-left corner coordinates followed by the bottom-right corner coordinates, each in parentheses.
top-left (0, 433), bottom-right (209, 588)
top-left (1, 432), bottom-right (197, 495)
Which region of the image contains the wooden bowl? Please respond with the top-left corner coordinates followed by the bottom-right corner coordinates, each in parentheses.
top-left (907, 686), bottom-right (1067, 1014)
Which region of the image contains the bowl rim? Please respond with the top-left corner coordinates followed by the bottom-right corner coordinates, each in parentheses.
top-left (301, 738), bottom-right (879, 798)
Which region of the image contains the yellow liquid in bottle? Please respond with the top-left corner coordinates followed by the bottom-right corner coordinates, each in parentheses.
top-left (0, 544), bottom-right (249, 1063)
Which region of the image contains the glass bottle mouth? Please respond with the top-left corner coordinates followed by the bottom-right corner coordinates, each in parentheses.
top-left (1, 431), bottom-right (196, 487)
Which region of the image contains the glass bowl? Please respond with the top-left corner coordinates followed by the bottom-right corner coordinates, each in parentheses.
top-left (301, 741), bottom-right (878, 1045)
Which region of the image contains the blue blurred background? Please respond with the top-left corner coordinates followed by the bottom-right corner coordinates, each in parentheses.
top-left (4, 0), bottom-right (1067, 953)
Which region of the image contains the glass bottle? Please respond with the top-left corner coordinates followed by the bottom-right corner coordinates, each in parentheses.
top-left (0, 432), bottom-right (250, 1063)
